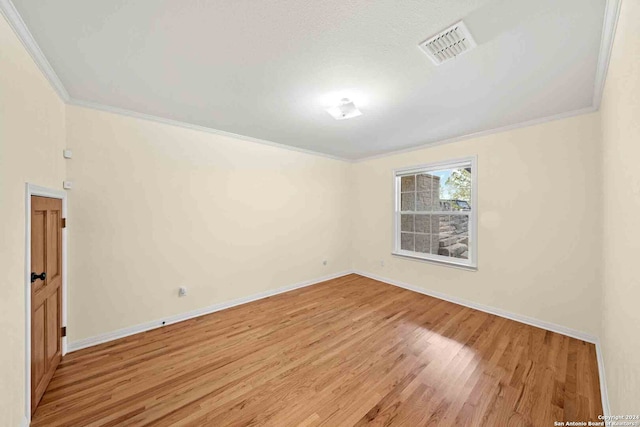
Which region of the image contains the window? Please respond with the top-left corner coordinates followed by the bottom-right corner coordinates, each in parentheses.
top-left (393, 157), bottom-right (477, 269)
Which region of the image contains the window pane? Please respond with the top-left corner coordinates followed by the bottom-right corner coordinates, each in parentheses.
top-left (437, 215), bottom-right (470, 259)
top-left (401, 175), bottom-right (415, 192)
top-left (395, 160), bottom-right (474, 266)
top-left (416, 173), bottom-right (438, 211)
top-left (416, 174), bottom-right (434, 191)
top-left (401, 214), bottom-right (414, 232)
top-left (414, 214), bottom-right (430, 234)
top-left (431, 167), bottom-right (472, 212)
top-left (401, 193), bottom-right (415, 211)
top-left (416, 191), bottom-right (436, 211)
top-left (400, 233), bottom-right (415, 251)
top-left (415, 234), bottom-right (431, 254)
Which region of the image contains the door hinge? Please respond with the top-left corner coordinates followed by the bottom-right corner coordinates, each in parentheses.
top-left (61, 326), bottom-right (67, 337)
top-left (61, 218), bottom-right (67, 228)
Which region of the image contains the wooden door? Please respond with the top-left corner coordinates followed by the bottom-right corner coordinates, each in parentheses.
top-left (31, 196), bottom-right (64, 415)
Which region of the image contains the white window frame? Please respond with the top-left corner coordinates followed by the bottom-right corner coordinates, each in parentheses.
top-left (392, 156), bottom-right (477, 270)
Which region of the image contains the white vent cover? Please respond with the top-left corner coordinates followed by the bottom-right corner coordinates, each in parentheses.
top-left (419, 21), bottom-right (477, 65)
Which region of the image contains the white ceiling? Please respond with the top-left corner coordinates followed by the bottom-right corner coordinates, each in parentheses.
top-left (10, 0), bottom-right (607, 160)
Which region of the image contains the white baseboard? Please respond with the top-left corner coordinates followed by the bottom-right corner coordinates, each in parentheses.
top-left (67, 270), bottom-right (353, 352)
top-left (65, 268), bottom-right (611, 417)
top-left (354, 270), bottom-right (612, 414)
top-left (595, 342), bottom-right (611, 417)
top-left (353, 270), bottom-right (598, 343)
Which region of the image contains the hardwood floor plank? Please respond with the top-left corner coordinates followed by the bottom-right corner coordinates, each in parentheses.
top-left (31, 274), bottom-right (603, 426)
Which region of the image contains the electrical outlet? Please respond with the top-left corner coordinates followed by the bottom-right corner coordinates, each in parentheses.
top-left (178, 286), bottom-right (187, 297)
top-left (380, 260), bottom-right (384, 267)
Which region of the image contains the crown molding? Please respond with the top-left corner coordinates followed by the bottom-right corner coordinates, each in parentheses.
top-left (354, 105), bottom-right (597, 163)
top-left (1, 0), bottom-right (622, 162)
top-left (0, 0), bottom-right (349, 163)
top-left (0, 0), bottom-right (69, 101)
top-left (355, 0), bottom-right (621, 162)
top-left (592, 0), bottom-right (622, 109)
top-left (67, 99), bottom-right (351, 163)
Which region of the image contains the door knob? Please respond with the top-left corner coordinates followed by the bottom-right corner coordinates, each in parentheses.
top-left (31, 272), bottom-right (46, 283)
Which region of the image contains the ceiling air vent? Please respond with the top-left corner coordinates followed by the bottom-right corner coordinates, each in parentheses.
top-left (419, 21), bottom-right (477, 65)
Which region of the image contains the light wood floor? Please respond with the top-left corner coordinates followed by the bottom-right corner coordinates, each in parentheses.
top-left (32, 274), bottom-right (603, 426)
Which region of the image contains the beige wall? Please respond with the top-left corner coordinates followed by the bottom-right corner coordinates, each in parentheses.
top-left (352, 113), bottom-right (603, 337)
top-left (4, 0), bottom-right (640, 420)
top-left (600, 0), bottom-right (640, 414)
top-left (0, 14), bottom-right (67, 427)
top-left (65, 105), bottom-right (351, 342)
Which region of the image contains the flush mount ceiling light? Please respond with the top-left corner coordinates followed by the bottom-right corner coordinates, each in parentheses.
top-left (325, 98), bottom-right (362, 120)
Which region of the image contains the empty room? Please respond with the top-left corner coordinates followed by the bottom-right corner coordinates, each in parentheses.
top-left (1, 0), bottom-right (639, 426)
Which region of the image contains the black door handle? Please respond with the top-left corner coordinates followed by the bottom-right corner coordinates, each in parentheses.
top-left (31, 272), bottom-right (46, 283)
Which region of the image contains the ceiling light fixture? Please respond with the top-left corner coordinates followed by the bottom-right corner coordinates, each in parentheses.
top-left (325, 98), bottom-right (362, 120)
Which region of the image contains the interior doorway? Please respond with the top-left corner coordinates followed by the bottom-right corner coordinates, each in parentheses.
top-left (25, 184), bottom-right (68, 420)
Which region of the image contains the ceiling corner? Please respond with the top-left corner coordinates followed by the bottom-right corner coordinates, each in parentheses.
top-left (592, 0), bottom-right (622, 110)
top-left (0, 0), bottom-right (70, 101)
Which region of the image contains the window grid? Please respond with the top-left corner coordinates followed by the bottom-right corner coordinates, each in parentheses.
top-left (394, 158), bottom-right (476, 268)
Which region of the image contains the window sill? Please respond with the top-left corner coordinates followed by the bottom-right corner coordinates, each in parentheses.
top-left (391, 251), bottom-right (478, 271)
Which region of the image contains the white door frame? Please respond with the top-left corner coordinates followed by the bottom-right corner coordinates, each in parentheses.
top-left (24, 183), bottom-right (68, 423)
